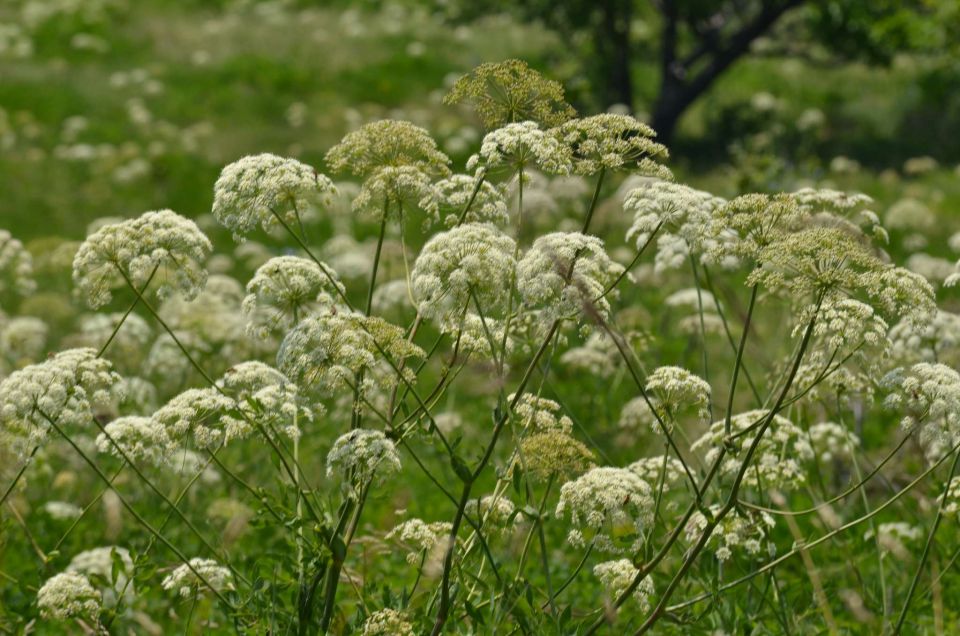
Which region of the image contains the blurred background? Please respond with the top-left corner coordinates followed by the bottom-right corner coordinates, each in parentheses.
top-left (2, 0), bottom-right (960, 240)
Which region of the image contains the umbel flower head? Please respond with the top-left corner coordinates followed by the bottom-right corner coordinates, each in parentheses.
top-left (67, 546), bottom-right (136, 606)
top-left (685, 504), bottom-right (775, 562)
top-left (0, 228), bottom-right (35, 298)
top-left (517, 232), bottom-right (624, 326)
top-left (645, 365), bottom-right (711, 425)
top-left (96, 415), bottom-right (172, 466)
top-left (0, 348), bottom-right (120, 459)
top-left (361, 608), bottom-right (416, 636)
top-left (161, 558), bottom-right (233, 598)
top-left (691, 410), bottom-right (813, 491)
top-left (628, 455), bottom-right (687, 491)
top-left (443, 59), bottom-right (576, 129)
top-left (386, 518), bottom-right (453, 564)
top-left (411, 222), bottom-right (516, 325)
top-left (325, 119), bottom-right (451, 177)
top-left (466, 121), bottom-right (573, 177)
top-left (426, 174), bottom-right (509, 228)
top-left (882, 362), bottom-right (960, 446)
top-left (212, 153), bottom-right (337, 241)
top-left (326, 428), bottom-right (401, 494)
top-left (277, 311), bottom-right (424, 398)
top-left (72, 209), bottom-right (212, 308)
top-left (37, 572), bottom-right (102, 621)
top-left (593, 559), bottom-right (655, 609)
top-left (624, 180), bottom-right (729, 273)
top-left (554, 114), bottom-right (671, 177)
top-left (748, 227), bottom-right (936, 327)
top-left (352, 166), bottom-right (439, 218)
top-left (217, 361), bottom-right (314, 441)
top-left (555, 466), bottom-right (654, 554)
top-left (242, 256), bottom-right (344, 337)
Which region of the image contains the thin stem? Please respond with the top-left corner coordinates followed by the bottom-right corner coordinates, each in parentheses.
top-left (581, 166), bottom-right (605, 234)
top-left (893, 445), bottom-right (960, 634)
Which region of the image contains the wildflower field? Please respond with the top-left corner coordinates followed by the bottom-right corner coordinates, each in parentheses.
top-left (4, 1), bottom-right (960, 634)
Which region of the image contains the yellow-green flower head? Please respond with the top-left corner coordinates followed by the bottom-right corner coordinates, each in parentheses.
top-left (325, 119), bottom-right (451, 177)
top-left (444, 59), bottom-right (576, 129)
top-left (554, 114), bottom-right (671, 177)
top-left (212, 153), bottom-right (337, 240)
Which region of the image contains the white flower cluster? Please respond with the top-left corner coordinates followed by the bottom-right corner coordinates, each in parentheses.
top-left (465, 494), bottom-right (517, 529)
top-left (517, 232), bottom-right (623, 326)
top-left (691, 410), bottom-right (813, 491)
top-left (352, 166), bottom-right (438, 217)
top-left (242, 256), bottom-right (344, 337)
top-left (277, 311), bottom-right (423, 397)
top-left (645, 365), bottom-right (711, 424)
top-left (808, 422), bottom-right (859, 463)
top-left (628, 455), bottom-right (686, 491)
top-left (511, 392), bottom-right (573, 434)
top-left (555, 466), bottom-right (653, 554)
top-left (161, 557), bottom-right (233, 597)
top-left (798, 296), bottom-right (890, 363)
top-left (361, 608), bottom-right (415, 636)
top-left (37, 572), bottom-right (102, 621)
top-left (326, 429), bottom-right (401, 494)
top-left (411, 223), bottom-right (516, 324)
top-left (218, 361), bottom-right (313, 441)
top-left (617, 396), bottom-right (658, 435)
top-left (0, 229), bottom-right (35, 298)
top-left (939, 479), bottom-right (960, 520)
top-left (96, 415), bottom-right (171, 466)
top-left (427, 174), bottom-right (509, 227)
top-left (593, 559), bottom-right (654, 609)
top-left (67, 546), bottom-right (135, 605)
top-left (624, 180), bottom-right (727, 273)
top-left (0, 348), bottom-right (119, 458)
top-left (467, 121), bottom-right (572, 176)
top-left (152, 387), bottom-right (238, 449)
top-left (554, 114), bottom-right (670, 177)
top-left (75, 312), bottom-right (153, 373)
top-left (0, 316), bottom-right (48, 363)
top-left (212, 153), bottom-right (337, 240)
top-left (882, 363), bottom-right (960, 447)
top-left (386, 518), bottom-right (453, 564)
top-left (72, 210), bottom-right (212, 308)
top-left (559, 332), bottom-right (620, 379)
top-left (889, 310), bottom-right (960, 366)
top-left (685, 505), bottom-right (775, 561)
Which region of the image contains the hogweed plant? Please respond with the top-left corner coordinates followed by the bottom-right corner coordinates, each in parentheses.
top-left (2, 59), bottom-right (960, 635)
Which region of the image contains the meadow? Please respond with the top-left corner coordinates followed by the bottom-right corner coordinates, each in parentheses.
top-left (2, 1), bottom-right (960, 634)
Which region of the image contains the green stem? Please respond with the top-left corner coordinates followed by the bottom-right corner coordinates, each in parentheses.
top-left (893, 445), bottom-right (960, 634)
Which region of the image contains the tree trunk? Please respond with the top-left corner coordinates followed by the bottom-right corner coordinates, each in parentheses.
top-left (601, 0), bottom-right (634, 109)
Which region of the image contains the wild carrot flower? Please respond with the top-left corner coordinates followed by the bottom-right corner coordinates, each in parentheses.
top-left (161, 558), bottom-right (233, 597)
top-left (326, 428), bottom-right (401, 494)
top-left (325, 119), bottom-right (451, 177)
top-left (37, 572), bottom-right (102, 621)
top-left (554, 114), bottom-right (670, 178)
top-left (555, 466), bottom-right (654, 554)
top-left (72, 210), bottom-right (212, 308)
top-left (212, 153), bottom-right (337, 241)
